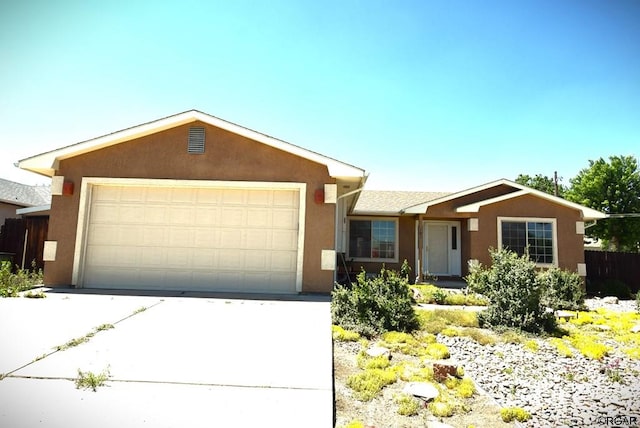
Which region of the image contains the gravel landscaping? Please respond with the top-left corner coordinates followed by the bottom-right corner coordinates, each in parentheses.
top-left (334, 298), bottom-right (640, 428)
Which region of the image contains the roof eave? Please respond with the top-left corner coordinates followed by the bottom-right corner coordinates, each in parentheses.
top-left (17, 109), bottom-right (366, 179)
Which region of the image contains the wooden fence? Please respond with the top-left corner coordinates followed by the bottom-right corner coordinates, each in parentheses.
top-left (585, 250), bottom-right (640, 294)
top-left (0, 217), bottom-right (49, 271)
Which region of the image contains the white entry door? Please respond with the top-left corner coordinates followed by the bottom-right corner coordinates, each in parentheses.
top-left (423, 221), bottom-right (461, 276)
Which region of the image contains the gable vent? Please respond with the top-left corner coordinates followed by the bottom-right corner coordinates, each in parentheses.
top-left (188, 127), bottom-right (205, 153)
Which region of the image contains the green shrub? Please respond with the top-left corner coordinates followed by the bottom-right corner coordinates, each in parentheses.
top-left (332, 266), bottom-right (420, 338)
top-left (466, 248), bottom-right (556, 333)
top-left (539, 267), bottom-right (585, 311)
top-left (0, 261), bottom-right (44, 298)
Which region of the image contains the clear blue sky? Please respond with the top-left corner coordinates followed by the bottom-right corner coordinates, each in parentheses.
top-left (1, 0), bottom-right (638, 191)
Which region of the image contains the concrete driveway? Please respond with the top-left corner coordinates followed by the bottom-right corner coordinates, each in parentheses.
top-left (0, 289), bottom-right (333, 427)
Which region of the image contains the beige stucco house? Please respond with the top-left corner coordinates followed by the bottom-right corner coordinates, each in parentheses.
top-left (18, 110), bottom-right (605, 294)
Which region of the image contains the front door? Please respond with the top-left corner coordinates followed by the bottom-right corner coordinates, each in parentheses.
top-left (423, 221), bottom-right (461, 276)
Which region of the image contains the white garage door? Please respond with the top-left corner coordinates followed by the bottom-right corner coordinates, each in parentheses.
top-left (81, 185), bottom-right (301, 293)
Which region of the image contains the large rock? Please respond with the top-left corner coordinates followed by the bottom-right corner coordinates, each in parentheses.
top-left (403, 382), bottom-right (439, 400)
top-left (366, 346), bottom-right (391, 358)
top-left (602, 296), bottom-right (619, 304)
top-left (433, 362), bottom-right (462, 382)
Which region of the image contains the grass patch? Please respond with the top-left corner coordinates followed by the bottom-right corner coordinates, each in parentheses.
top-left (357, 353), bottom-right (391, 370)
top-left (346, 368), bottom-right (398, 401)
top-left (549, 338), bottom-right (574, 358)
top-left (566, 332), bottom-right (610, 360)
top-left (75, 367), bottom-right (110, 392)
top-left (524, 340), bottom-right (539, 352)
top-left (418, 309), bottom-right (479, 332)
top-left (332, 325), bottom-right (361, 342)
top-left (412, 284), bottom-right (489, 306)
top-left (428, 401), bottom-right (454, 417)
top-left (500, 407), bottom-right (532, 422)
top-left (425, 343), bottom-right (450, 359)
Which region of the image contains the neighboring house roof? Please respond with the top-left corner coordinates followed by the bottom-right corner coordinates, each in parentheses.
top-left (353, 190), bottom-right (451, 215)
top-left (18, 110), bottom-right (366, 179)
top-left (0, 178), bottom-right (51, 207)
top-left (353, 179), bottom-right (605, 221)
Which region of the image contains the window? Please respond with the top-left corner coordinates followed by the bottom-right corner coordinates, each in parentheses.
top-left (348, 218), bottom-right (397, 261)
top-left (498, 217), bottom-right (556, 264)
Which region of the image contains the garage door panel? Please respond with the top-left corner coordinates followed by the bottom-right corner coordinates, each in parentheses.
top-left (144, 206), bottom-right (167, 224)
top-left (272, 209), bottom-right (298, 228)
top-left (146, 187), bottom-right (172, 202)
top-left (168, 207), bottom-right (194, 225)
top-left (140, 247), bottom-right (167, 266)
top-left (168, 229), bottom-right (195, 247)
top-left (273, 190), bottom-right (298, 207)
top-left (221, 207), bottom-right (246, 226)
top-left (218, 250), bottom-right (245, 270)
top-left (83, 185), bottom-right (300, 293)
top-left (272, 230), bottom-right (297, 250)
top-left (247, 208), bottom-right (271, 227)
top-left (271, 252), bottom-right (297, 271)
top-left (219, 229), bottom-right (242, 248)
top-left (246, 230), bottom-right (270, 249)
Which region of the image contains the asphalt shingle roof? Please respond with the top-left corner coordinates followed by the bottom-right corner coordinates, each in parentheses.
top-left (353, 190), bottom-right (451, 214)
top-left (0, 178), bottom-right (51, 207)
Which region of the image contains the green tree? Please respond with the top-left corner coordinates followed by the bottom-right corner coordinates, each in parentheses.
top-left (515, 173), bottom-right (565, 197)
top-left (566, 155), bottom-right (640, 252)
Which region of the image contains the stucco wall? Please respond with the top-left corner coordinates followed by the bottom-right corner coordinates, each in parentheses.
top-left (45, 120), bottom-right (337, 293)
top-left (0, 202), bottom-right (20, 225)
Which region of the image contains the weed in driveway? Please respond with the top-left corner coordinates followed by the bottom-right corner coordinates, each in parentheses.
top-left (23, 289), bottom-right (47, 298)
top-left (56, 336), bottom-right (90, 351)
top-left (95, 323), bottom-right (114, 332)
top-left (75, 367), bottom-right (110, 391)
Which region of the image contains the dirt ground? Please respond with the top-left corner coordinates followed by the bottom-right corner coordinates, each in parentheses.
top-left (333, 340), bottom-right (513, 428)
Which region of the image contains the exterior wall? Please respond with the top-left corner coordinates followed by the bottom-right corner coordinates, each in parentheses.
top-left (0, 202), bottom-right (21, 225)
top-left (45, 120), bottom-right (337, 293)
top-left (469, 194), bottom-right (585, 273)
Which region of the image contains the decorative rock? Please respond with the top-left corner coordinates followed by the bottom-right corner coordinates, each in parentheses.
top-left (631, 324), bottom-right (640, 333)
top-left (403, 382), bottom-right (439, 401)
top-left (366, 346), bottom-right (390, 358)
top-left (602, 296), bottom-right (619, 304)
top-left (556, 310), bottom-right (577, 321)
top-left (433, 362), bottom-right (461, 382)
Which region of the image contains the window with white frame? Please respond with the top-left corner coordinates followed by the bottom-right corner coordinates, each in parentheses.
top-left (348, 218), bottom-right (398, 261)
top-left (498, 217), bottom-right (557, 265)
